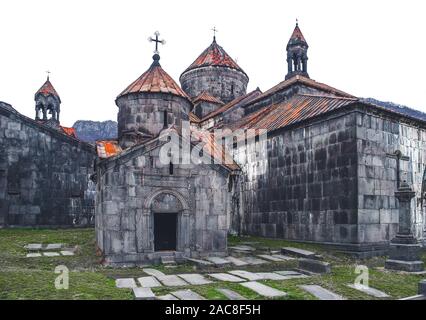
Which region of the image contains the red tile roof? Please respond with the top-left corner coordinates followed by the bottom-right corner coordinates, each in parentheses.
top-left (226, 94), bottom-right (358, 137)
top-left (182, 39), bottom-right (247, 77)
top-left (192, 91), bottom-right (224, 105)
top-left (189, 112), bottom-right (201, 123)
top-left (288, 24), bottom-right (307, 44)
top-left (118, 55), bottom-right (190, 100)
top-left (60, 126), bottom-right (77, 138)
top-left (96, 140), bottom-right (122, 158)
top-left (200, 88), bottom-right (263, 122)
top-left (35, 78), bottom-right (60, 100)
top-left (248, 75), bottom-right (355, 107)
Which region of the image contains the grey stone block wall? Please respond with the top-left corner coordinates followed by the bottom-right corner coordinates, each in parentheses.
top-left (96, 138), bottom-right (231, 264)
top-left (356, 109), bottom-right (426, 242)
top-left (0, 105), bottom-right (96, 227)
top-left (233, 111), bottom-right (359, 244)
top-left (116, 93), bottom-right (192, 149)
top-left (180, 66), bottom-right (248, 104)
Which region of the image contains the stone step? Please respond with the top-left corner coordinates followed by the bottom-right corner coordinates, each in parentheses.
top-left (281, 247), bottom-right (316, 259)
top-left (271, 254), bottom-right (296, 261)
top-left (171, 289), bottom-right (205, 300)
top-left (274, 270), bottom-right (309, 279)
top-left (137, 276), bottom-right (162, 288)
top-left (43, 243), bottom-right (63, 251)
top-left (298, 258), bottom-right (331, 274)
top-left (240, 281), bottom-right (287, 298)
top-left (217, 288), bottom-right (247, 300)
top-left (208, 273), bottom-right (246, 282)
top-left (229, 245), bottom-right (256, 252)
top-left (347, 284), bottom-right (390, 298)
top-left (25, 244), bottom-right (42, 251)
top-left (255, 272), bottom-right (290, 280)
top-left (161, 256), bottom-right (176, 265)
top-left (133, 287), bottom-right (156, 300)
top-left (177, 273), bottom-right (213, 285)
top-left (224, 256), bottom-right (249, 266)
top-left (299, 285), bottom-right (345, 300)
top-left (185, 258), bottom-right (214, 268)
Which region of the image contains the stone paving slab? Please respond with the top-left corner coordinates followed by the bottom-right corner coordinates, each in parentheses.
top-left (157, 294), bottom-right (179, 300)
top-left (186, 258), bottom-right (214, 267)
top-left (229, 245), bottom-right (256, 252)
top-left (228, 270), bottom-right (263, 281)
top-left (224, 256), bottom-right (249, 266)
top-left (133, 287), bottom-right (156, 300)
top-left (206, 256), bottom-right (232, 266)
top-left (143, 268), bottom-right (166, 278)
top-left (240, 281), bottom-right (287, 298)
top-left (43, 252), bottom-right (60, 257)
top-left (116, 278), bottom-right (137, 289)
top-left (299, 285), bottom-right (344, 300)
top-left (60, 251), bottom-right (75, 256)
top-left (171, 289), bottom-right (205, 300)
top-left (26, 253), bottom-right (42, 258)
top-left (25, 244), bottom-right (43, 251)
top-left (157, 275), bottom-right (188, 287)
top-left (217, 288), bottom-right (247, 300)
top-left (44, 243), bottom-right (63, 251)
top-left (274, 271), bottom-right (309, 279)
top-left (281, 247), bottom-right (316, 258)
top-left (257, 255), bottom-right (285, 262)
top-left (177, 274), bottom-right (213, 285)
top-left (239, 256), bottom-right (269, 265)
top-left (137, 276), bottom-right (162, 288)
top-left (208, 273), bottom-right (246, 282)
top-left (255, 272), bottom-right (289, 280)
top-left (347, 284), bottom-right (390, 298)
top-left (271, 254), bottom-right (296, 261)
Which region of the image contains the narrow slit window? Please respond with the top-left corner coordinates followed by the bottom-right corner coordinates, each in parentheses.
top-left (163, 110), bottom-right (168, 127)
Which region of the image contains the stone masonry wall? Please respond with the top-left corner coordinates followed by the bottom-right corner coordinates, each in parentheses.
top-left (233, 111), bottom-right (359, 245)
top-left (0, 104), bottom-right (96, 227)
top-left (180, 66), bottom-right (248, 104)
top-left (96, 139), bottom-right (231, 264)
top-left (356, 108), bottom-right (426, 243)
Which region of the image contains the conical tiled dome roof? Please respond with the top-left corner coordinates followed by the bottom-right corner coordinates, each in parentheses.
top-left (35, 77), bottom-right (60, 101)
top-left (182, 39), bottom-right (247, 77)
top-left (288, 23), bottom-right (308, 45)
top-left (118, 54), bottom-right (189, 100)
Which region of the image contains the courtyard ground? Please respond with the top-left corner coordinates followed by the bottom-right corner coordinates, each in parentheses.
top-left (0, 228), bottom-right (425, 300)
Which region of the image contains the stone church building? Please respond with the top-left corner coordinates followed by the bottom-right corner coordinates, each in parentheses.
top-left (1, 23), bottom-right (425, 262)
top-left (0, 77), bottom-right (96, 226)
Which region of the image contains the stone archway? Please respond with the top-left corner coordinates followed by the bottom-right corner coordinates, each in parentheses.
top-left (137, 189), bottom-right (190, 253)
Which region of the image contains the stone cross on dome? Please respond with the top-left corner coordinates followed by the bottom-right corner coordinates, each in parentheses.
top-left (212, 26), bottom-right (218, 42)
top-left (46, 70), bottom-right (51, 80)
top-left (148, 31), bottom-right (166, 54)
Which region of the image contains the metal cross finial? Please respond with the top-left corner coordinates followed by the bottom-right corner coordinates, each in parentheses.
top-left (46, 70), bottom-right (51, 80)
top-left (148, 31), bottom-right (166, 54)
top-left (296, 18), bottom-right (299, 26)
top-left (212, 27), bottom-right (218, 41)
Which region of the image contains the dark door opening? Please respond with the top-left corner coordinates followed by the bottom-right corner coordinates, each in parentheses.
top-left (154, 212), bottom-right (177, 251)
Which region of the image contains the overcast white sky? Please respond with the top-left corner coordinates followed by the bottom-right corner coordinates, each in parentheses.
top-left (0, 0), bottom-right (425, 127)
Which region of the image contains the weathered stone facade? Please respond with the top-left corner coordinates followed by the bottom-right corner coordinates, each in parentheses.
top-left (180, 66), bottom-right (248, 104)
top-left (95, 136), bottom-right (233, 264)
top-left (0, 102), bottom-right (96, 227)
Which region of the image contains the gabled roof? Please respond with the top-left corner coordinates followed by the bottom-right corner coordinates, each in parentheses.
top-left (181, 39), bottom-right (247, 78)
top-left (35, 78), bottom-right (60, 101)
top-left (118, 54), bottom-right (189, 100)
top-left (226, 94), bottom-right (359, 135)
top-left (200, 88), bottom-right (263, 122)
top-left (193, 91), bottom-right (224, 105)
top-left (189, 112), bottom-right (201, 123)
top-left (60, 126), bottom-right (77, 138)
top-left (248, 75), bottom-right (355, 107)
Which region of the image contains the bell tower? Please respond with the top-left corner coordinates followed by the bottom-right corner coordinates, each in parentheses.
top-left (286, 21), bottom-right (309, 80)
top-left (35, 73), bottom-right (61, 125)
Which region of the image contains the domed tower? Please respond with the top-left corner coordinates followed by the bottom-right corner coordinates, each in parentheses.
top-left (180, 33), bottom-right (249, 105)
top-left (35, 75), bottom-right (61, 126)
top-left (286, 22), bottom-right (309, 80)
top-left (116, 33), bottom-right (192, 149)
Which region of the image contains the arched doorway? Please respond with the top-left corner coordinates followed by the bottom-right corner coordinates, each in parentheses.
top-left (150, 192), bottom-right (183, 251)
